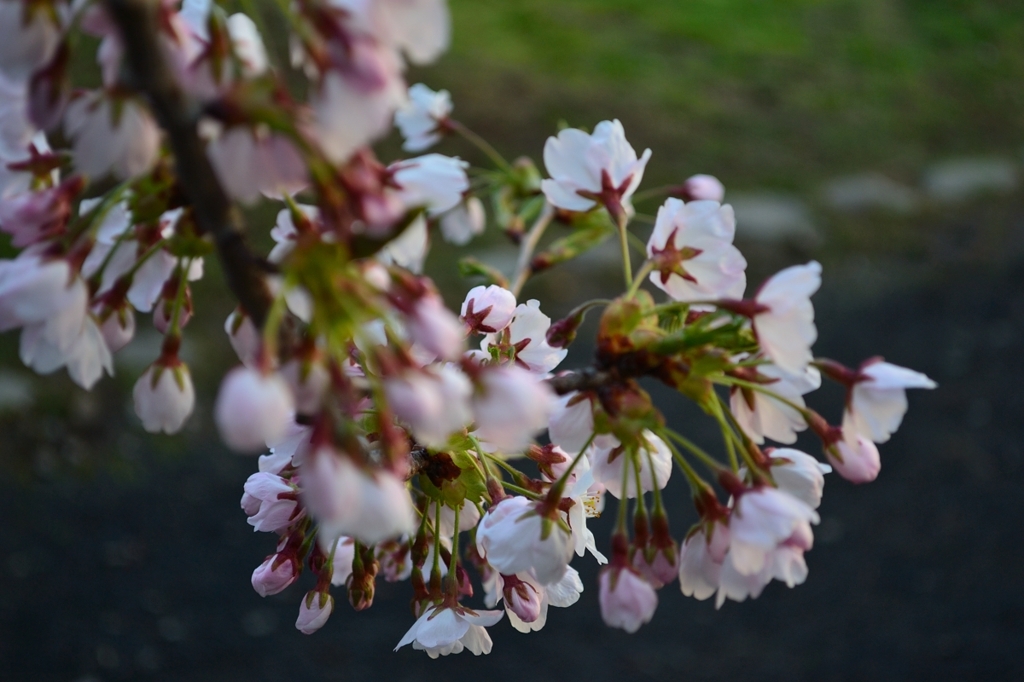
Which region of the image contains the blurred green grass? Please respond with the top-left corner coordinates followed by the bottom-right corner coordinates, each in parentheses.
top-left (414, 0), bottom-right (1024, 189)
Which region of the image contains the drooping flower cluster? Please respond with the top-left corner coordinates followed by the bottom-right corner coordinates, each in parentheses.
top-left (0, 0), bottom-right (936, 660)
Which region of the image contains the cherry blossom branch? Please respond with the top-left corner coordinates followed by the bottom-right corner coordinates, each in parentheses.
top-left (546, 366), bottom-right (618, 395)
top-left (105, 0), bottom-right (273, 329)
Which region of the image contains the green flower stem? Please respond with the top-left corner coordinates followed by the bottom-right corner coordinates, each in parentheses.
top-left (445, 505), bottom-right (461, 593)
top-left (546, 431), bottom-right (597, 502)
top-left (659, 432), bottom-right (709, 495)
top-left (661, 428), bottom-right (723, 475)
top-left (616, 450), bottom-right (631, 533)
top-left (510, 203), bottom-right (555, 297)
top-left (448, 119), bottom-right (513, 173)
top-left (617, 214), bottom-right (633, 290)
top-left (500, 482), bottom-right (543, 500)
top-left (626, 260), bottom-right (654, 298)
top-left (167, 257), bottom-right (192, 336)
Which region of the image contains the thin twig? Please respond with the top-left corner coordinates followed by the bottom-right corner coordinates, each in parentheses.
top-left (510, 203), bottom-right (555, 297)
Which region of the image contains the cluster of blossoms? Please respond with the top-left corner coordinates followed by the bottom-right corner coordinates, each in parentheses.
top-left (0, 0), bottom-right (935, 658)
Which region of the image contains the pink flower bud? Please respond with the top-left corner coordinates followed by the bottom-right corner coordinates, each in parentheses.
top-left (599, 566), bottom-right (658, 633)
top-left (504, 577), bottom-right (544, 624)
top-left (827, 434), bottom-right (881, 483)
top-left (296, 590), bottom-right (333, 634)
top-left (680, 174), bottom-right (725, 202)
top-left (152, 293), bottom-right (193, 334)
top-left (97, 305), bottom-right (134, 353)
top-left (132, 361), bottom-right (195, 435)
top-left (460, 285), bottom-right (516, 334)
top-left (406, 294), bottom-right (465, 361)
top-left (251, 554), bottom-right (298, 597)
top-left (635, 544), bottom-right (678, 589)
top-left (214, 366), bottom-right (295, 452)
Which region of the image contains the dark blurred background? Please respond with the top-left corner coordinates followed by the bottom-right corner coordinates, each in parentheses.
top-left (3, 1), bottom-right (1024, 680)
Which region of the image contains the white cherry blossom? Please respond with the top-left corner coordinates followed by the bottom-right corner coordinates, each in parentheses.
top-left (404, 291), bottom-right (465, 361)
top-left (64, 91), bottom-right (161, 180)
top-left (731, 361), bottom-right (820, 444)
top-left (679, 522), bottom-right (729, 601)
top-left (0, 74), bottom-right (34, 159)
top-left (495, 299), bottom-right (567, 374)
top-left (395, 83), bottom-right (452, 152)
top-left (206, 125), bottom-right (307, 204)
top-left (395, 605), bottom-right (503, 658)
top-left (590, 431), bottom-right (672, 499)
top-left (97, 305), bottom-right (135, 353)
top-left (752, 261), bottom-right (822, 375)
top-left (472, 365), bottom-right (555, 454)
top-left (765, 448), bottom-right (830, 509)
top-left (439, 196), bottom-right (485, 245)
top-left (728, 486), bottom-right (818, 575)
top-left (843, 360), bottom-right (936, 444)
top-left (384, 364), bottom-right (473, 447)
top-left (541, 119), bottom-right (651, 219)
top-left (19, 313), bottom-right (113, 389)
top-left (302, 449), bottom-right (416, 546)
top-left (390, 153), bottom-right (468, 217)
top-left (646, 198), bottom-right (746, 302)
top-left (311, 44), bottom-right (407, 165)
top-left (378, 214), bottom-right (429, 273)
top-left (548, 391), bottom-right (595, 454)
top-left (241, 471), bottom-right (299, 533)
top-left (0, 2), bottom-right (64, 83)
top-left (371, 0), bottom-right (451, 65)
top-left (476, 495), bottom-right (573, 585)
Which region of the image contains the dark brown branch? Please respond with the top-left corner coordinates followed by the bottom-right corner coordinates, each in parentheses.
top-left (547, 367), bottom-right (617, 395)
top-left (105, 0), bottom-right (273, 329)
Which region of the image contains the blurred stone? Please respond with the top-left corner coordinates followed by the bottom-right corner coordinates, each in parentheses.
top-left (0, 370), bottom-right (33, 412)
top-left (923, 157), bottom-right (1018, 203)
top-left (822, 173), bottom-right (920, 214)
top-left (728, 192), bottom-right (820, 245)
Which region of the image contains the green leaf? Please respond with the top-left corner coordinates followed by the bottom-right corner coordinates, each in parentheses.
top-left (530, 220), bottom-right (613, 271)
top-left (457, 257), bottom-right (510, 287)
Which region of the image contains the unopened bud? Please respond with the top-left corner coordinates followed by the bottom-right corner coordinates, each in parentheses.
top-left (251, 554), bottom-right (299, 597)
top-left (296, 590), bottom-right (333, 634)
top-left (675, 174), bottom-right (724, 202)
top-left (504, 576), bottom-right (543, 623)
